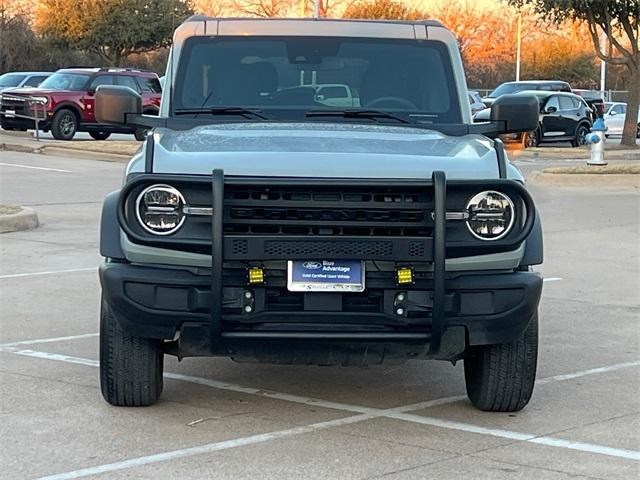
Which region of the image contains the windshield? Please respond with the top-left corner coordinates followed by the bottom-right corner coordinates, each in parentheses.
top-left (0, 73), bottom-right (27, 88)
top-left (39, 73), bottom-right (90, 91)
top-left (173, 36), bottom-right (461, 124)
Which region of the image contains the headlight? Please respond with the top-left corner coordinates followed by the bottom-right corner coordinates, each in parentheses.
top-left (466, 191), bottom-right (515, 240)
top-left (135, 184), bottom-right (186, 235)
top-left (29, 96), bottom-right (49, 105)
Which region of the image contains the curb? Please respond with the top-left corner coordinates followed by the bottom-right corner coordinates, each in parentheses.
top-left (528, 171), bottom-right (640, 187)
top-left (0, 206), bottom-right (39, 233)
top-left (1, 142), bottom-right (131, 162)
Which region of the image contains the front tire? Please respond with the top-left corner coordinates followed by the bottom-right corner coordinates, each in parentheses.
top-left (524, 129), bottom-right (539, 148)
top-left (464, 312), bottom-right (538, 412)
top-left (51, 109), bottom-right (78, 140)
top-left (89, 131), bottom-right (111, 140)
top-left (100, 298), bottom-right (163, 406)
top-left (571, 124), bottom-right (590, 147)
top-left (134, 129), bottom-right (148, 141)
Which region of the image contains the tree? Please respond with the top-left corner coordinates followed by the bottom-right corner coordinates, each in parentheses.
top-left (343, 0), bottom-right (428, 21)
top-left (231, 0), bottom-right (294, 17)
top-left (304, 0), bottom-right (353, 17)
top-left (507, 0), bottom-right (639, 147)
top-left (35, 0), bottom-right (194, 66)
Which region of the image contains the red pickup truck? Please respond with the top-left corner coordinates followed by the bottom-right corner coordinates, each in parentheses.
top-left (0, 67), bottom-right (161, 140)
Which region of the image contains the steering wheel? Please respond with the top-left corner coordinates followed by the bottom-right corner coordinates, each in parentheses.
top-left (365, 96), bottom-right (417, 109)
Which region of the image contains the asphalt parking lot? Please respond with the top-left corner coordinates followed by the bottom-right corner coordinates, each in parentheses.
top-left (0, 150), bottom-right (638, 480)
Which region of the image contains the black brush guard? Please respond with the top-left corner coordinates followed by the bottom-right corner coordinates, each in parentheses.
top-left (112, 170), bottom-right (538, 362)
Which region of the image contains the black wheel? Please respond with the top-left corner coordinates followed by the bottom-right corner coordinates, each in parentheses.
top-left (571, 124), bottom-right (590, 147)
top-left (51, 109), bottom-right (78, 140)
top-left (100, 297), bottom-right (163, 406)
top-left (89, 131), bottom-right (111, 140)
top-left (134, 129), bottom-right (148, 141)
top-left (464, 312), bottom-right (538, 412)
top-left (523, 129), bottom-right (539, 148)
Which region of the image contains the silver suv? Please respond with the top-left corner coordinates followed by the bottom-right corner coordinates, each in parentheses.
top-left (95, 17), bottom-right (543, 412)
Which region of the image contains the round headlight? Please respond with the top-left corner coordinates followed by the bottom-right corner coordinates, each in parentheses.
top-left (466, 191), bottom-right (515, 240)
top-left (135, 184), bottom-right (185, 235)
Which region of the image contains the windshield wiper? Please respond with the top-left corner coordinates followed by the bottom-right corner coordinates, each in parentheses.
top-left (305, 109), bottom-right (411, 124)
top-left (174, 107), bottom-right (269, 120)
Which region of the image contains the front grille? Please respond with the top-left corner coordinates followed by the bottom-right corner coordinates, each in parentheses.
top-left (224, 185), bottom-right (433, 238)
top-left (264, 239), bottom-right (393, 257)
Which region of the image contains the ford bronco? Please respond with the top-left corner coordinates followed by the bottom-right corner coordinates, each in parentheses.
top-left (95, 17), bottom-right (543, 412)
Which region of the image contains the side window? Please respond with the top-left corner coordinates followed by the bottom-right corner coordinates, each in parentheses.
top-left (544, 96), bottom-right (560, 112)
top-left (89, 75), bottom-right (116, 90)
top-left (611, 104), bottom-right (625, 115)
top-left (117, 76), bottom-right (140, 92)
top-left (558, 96), bottom-right (574, 111)
top-left (318, 86), bottom-right (348, 99)
top-left (24, 75), bottom-right (48, 87)
top-left (136, 77), bottom-right (162, 93)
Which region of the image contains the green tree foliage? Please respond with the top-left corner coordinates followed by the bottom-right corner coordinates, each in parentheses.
top-left (343, 0), bottom-right (428, 21)
top-left (507, 0), bottom-right (639, 146)
top-left (35, 0), bottom-right (194, 66)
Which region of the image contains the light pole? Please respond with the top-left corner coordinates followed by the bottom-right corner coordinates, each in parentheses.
top-left (600, 32), bottom-right (607, 98)
top-left (515, 13), bottom-right (522, 81)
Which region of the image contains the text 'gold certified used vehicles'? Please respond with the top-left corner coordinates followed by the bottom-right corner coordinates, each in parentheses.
top-left (96, 17), bottom-right (544, 412)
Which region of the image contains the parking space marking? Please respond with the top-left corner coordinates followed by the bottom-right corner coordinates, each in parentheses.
top-left (3, 344), bottom-right (639, 476)
top-left (0, 267), bottom-right (96, 280)
top-left (536, 360), bottom-right (640, 384)
top-left (37, 413), bottom-right (377, 480)
top-left (0, 162), bottom-right (72, 173)
top-left (0, 333), bottom-right (99, 347)
top-left (387, 413), bottom-right (640, 460)
top-left (543, 277), bottom-right (563, 282)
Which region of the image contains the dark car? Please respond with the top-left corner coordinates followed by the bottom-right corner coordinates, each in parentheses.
top-left (520, 91), bottom-right (593, 147)
top-left (0, 67), bottom-right (161, 140)
top-left (483, 80), bottom-right (571, 107)
top-left (0, 71), bottom-right (52, 93)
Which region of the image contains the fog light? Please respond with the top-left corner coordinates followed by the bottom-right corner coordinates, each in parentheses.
top-left (396, 267), bottom-right (414, 285)
top-left (247, 267), bottom-right (265, 285)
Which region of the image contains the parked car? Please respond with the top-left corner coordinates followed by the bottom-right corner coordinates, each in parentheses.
top-left (521, 91), bottom-right (593, 147)
top-left (0, 71), bottom-right (52, 92)
top-left (95, 16), bottom-right (543, 412)
top-left (603, 102), bottom-right (640, 137)
top-left (468, 90), bottom-right (485, 114)
top-left (573, 89), bottom-right (607, 116)
top-left (483, 80), bottom-right (571, 107)
top-left (0, 67), bottom-right (161, 140)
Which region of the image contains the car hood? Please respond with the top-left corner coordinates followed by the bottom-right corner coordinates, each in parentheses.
top-left (131, 123), bottom-right (520, 180)
top-left (0, 88), bottom-right (71, 96)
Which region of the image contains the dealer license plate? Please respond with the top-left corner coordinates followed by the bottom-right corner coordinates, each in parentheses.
top-left (287, 260), bottom-right (365, 292)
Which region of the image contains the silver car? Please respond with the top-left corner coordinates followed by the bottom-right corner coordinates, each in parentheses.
top-left (94, 17), bottom-right (543, 412)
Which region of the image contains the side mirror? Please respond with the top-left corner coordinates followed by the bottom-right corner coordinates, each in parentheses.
top-left (545, 106), bottom-right (558, 114)
top-left (608, 110), bottom-right (616, 116)
top-left (95, 85), bottom-right (141, 125)
top-left (490, 94), bottom-right (539, 133)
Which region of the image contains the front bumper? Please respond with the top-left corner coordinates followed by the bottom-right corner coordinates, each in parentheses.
top-left (102, 170), bottom-right (541, 364)
top-left (100, 262), bottom-right (542, 363)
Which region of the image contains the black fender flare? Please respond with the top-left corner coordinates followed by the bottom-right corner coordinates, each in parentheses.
top-left (520, 208), bottom-right (543, 266)
top-left (100, 190), bottom-right (126, 260)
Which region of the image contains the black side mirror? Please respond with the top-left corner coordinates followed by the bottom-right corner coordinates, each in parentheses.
top-left (490, 94), bottom-right (539, 133)
top-left (545, 106), bottom-right (557, 114)
top-left (95, 85), bottom-right (141, 125)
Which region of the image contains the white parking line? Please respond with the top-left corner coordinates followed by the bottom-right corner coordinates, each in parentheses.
top-left (543, 277), bottom-right (563, 282)
top-left (0, 333), bottom-right (99, 347)
top-left (0, 267), bottom-right (96, 280)
top-left (0, 162), bottom-right (72, 173)
top-left (2, 344), bottom-right (639, 477)
top-left (37, 413), bottom-right (376, 480)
